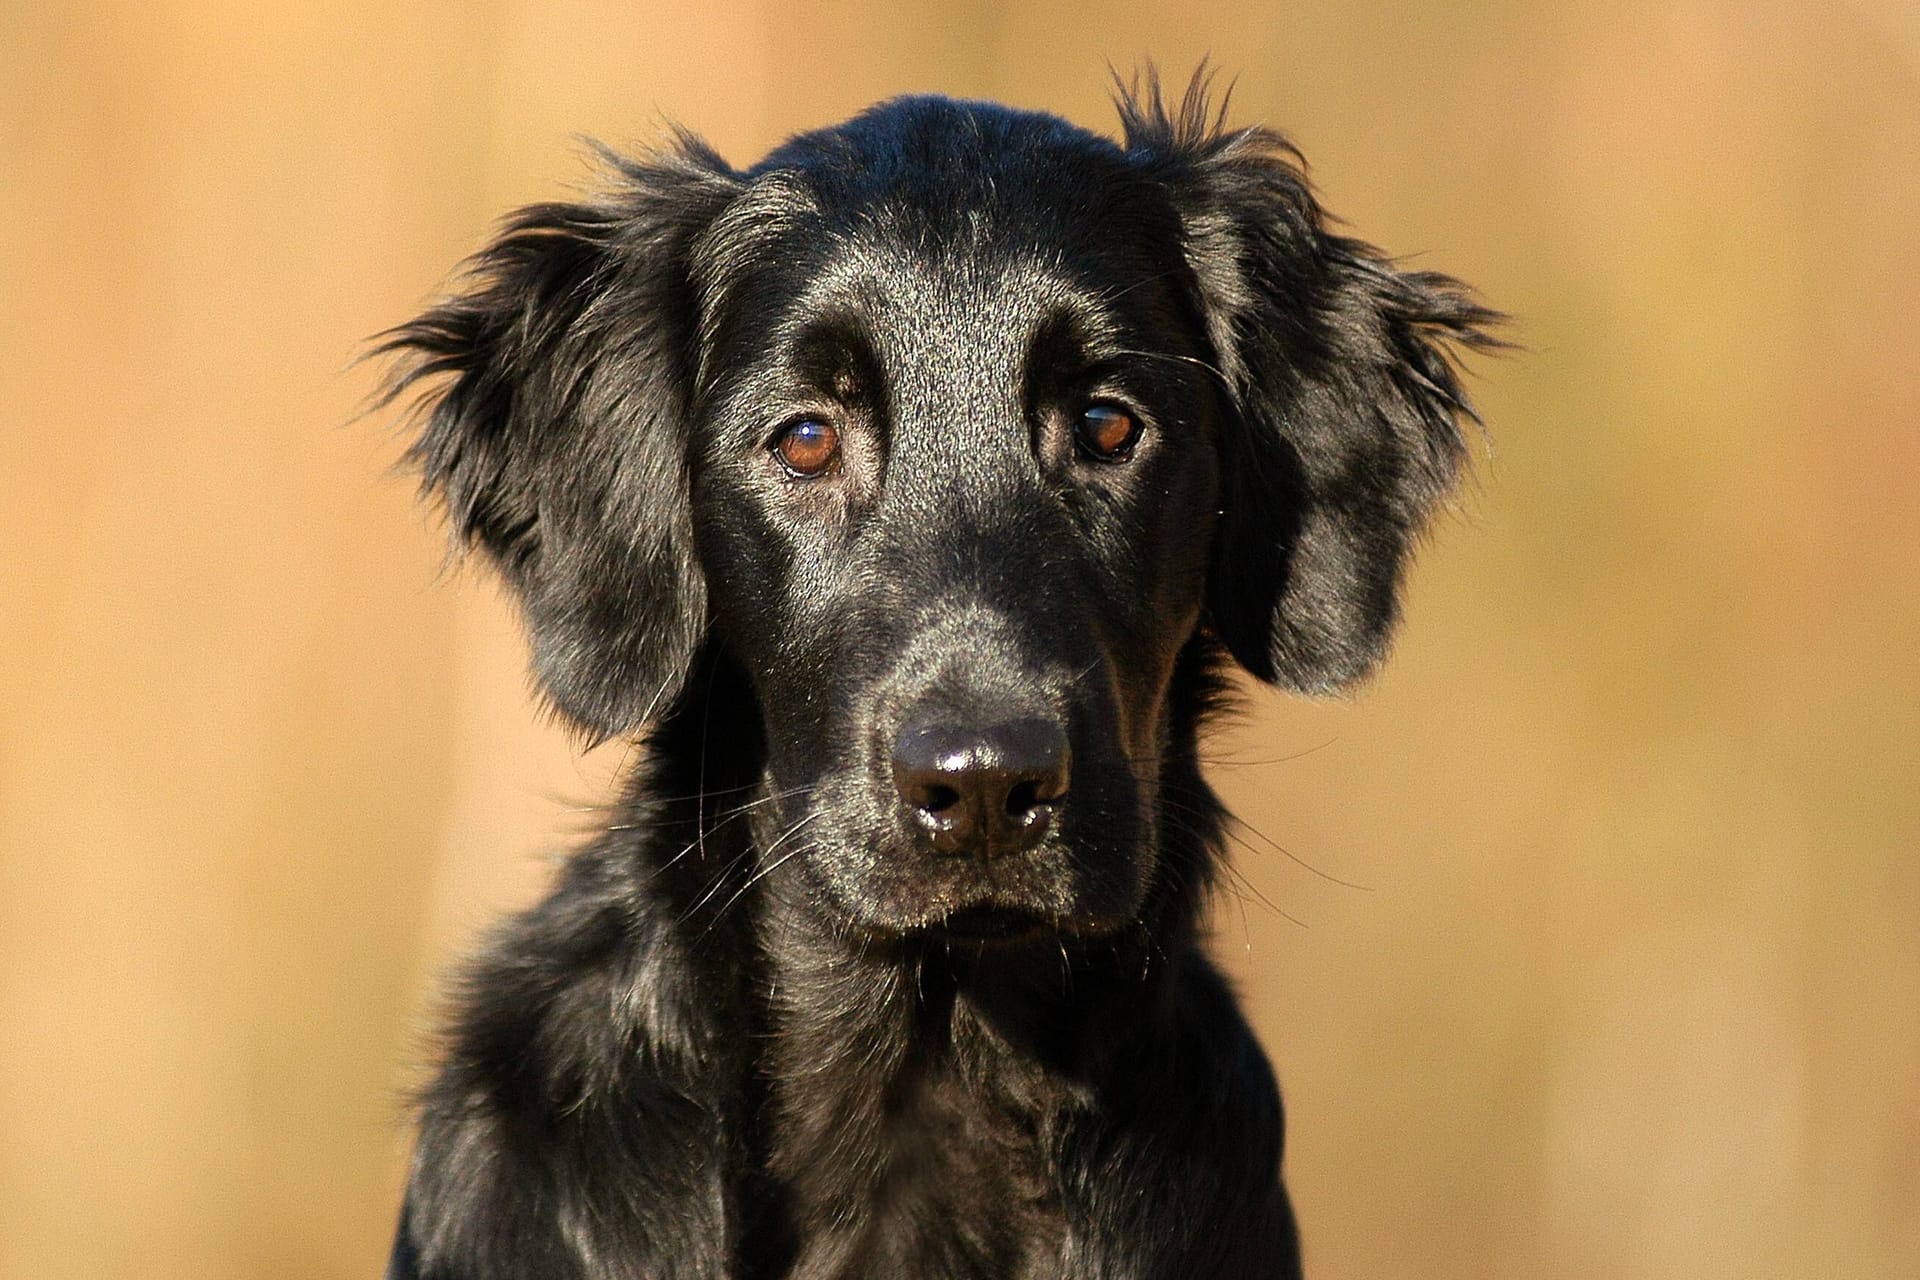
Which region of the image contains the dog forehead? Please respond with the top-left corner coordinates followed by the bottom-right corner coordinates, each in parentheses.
top-left (821, 240), bottom-right (1062, 387)
top-left (702, 98), bottom-right (1193, 377)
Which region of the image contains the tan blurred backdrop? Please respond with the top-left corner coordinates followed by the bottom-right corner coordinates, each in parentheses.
top-left (3, 1), bottom-right (1916, 1277)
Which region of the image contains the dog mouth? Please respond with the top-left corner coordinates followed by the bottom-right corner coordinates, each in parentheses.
top-left (931, 904), bottom-right (1052, 942)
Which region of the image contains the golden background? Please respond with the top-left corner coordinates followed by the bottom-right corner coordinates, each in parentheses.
top-left (3, 2), bottom-right (1916, 1276)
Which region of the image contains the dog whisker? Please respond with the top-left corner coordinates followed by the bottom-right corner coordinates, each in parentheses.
top-left (686, 808), bottom-right (825, 934)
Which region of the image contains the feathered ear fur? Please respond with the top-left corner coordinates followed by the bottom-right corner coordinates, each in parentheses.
top-left (1120, 73), bottom-right (1503, 692)
top-left (376, 140), bottom-right (742, 735)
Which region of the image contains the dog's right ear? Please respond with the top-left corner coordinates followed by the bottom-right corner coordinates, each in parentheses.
top-left (376, 141), bottom-right (742, 738)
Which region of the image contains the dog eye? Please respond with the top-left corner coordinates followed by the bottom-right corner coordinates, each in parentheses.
top-left (1075, 404), bottom-right (1141, 461)
top-left (771, 418), bottom-right (841, 477)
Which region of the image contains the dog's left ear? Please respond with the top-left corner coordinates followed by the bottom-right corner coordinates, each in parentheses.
top-left (1124, 87), bottom-right (1502, 693)
top-left (377, 142), bottom-right (743, 737)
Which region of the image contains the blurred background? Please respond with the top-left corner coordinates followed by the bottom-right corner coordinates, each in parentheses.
top-left (3, 1), bottom-right (1916, 1276)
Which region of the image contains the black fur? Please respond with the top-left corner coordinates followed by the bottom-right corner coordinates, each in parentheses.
top-left (377, 71), bottom-right (1497, 1280)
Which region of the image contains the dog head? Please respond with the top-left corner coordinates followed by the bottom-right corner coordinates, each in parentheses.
top-left (381, 80), bottom-right (1496, 942)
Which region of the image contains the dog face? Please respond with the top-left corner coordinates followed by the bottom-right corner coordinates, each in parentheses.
top-left (381, 89), bottom-right (1494, 941)
top-left (690, 126), bottom-right (1219, 935)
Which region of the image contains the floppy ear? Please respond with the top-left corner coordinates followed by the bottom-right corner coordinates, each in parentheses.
top-left (377, 141), bottom-right (741, 736)
top-left (1122, 82), bottom-right (1502, 692)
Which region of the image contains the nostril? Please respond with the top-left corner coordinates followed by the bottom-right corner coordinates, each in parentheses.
top-left (919, 783), bottom-right (961, 815)
top-left (1004, 778), bottom-right (1055, 818)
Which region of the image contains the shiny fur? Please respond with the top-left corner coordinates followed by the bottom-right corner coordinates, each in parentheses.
top-left (377, 74), bottom-right (1497, 1280)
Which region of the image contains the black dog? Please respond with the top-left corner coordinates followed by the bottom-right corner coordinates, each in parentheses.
top-left (379, 74), bottom-right (1495, 1280)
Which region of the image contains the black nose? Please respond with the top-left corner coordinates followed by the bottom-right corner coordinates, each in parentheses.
top-left (892, 717), bottom-right (1071, 858)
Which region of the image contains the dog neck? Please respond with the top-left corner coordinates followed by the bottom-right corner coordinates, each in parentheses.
top-left (743, 836), bottom-right (1196, 1278)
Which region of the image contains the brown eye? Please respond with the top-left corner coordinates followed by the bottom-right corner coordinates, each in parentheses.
top-left (772, 417), bottom-right (840, 477)
top-left (1075, 404), bottom-right (1141, 461)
